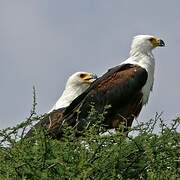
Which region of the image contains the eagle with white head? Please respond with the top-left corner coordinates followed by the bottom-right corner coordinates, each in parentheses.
top-left (49, 71), bottom-right (97, 112)
top-left (25, 71), bottom-right (97, 138)
top-left (61, 35), bottom-right (165, 133)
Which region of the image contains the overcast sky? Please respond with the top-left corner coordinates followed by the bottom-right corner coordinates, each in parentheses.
top-left (0, 0), bottom-right (179, 129)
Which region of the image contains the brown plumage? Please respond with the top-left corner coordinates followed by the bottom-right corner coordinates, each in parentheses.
top-left (48, 64), bottom-right (148, 135)
top-left (25, 108), bottom-right (65, 138)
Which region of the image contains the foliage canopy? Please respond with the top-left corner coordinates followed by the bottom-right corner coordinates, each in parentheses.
top-left (0, 89), bottom-right (179, 179)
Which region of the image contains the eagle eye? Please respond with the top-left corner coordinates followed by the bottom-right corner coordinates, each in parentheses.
top-left (149, 37), bottom-right (154, 42)
top-left (80, 73), bottom-right (86, 78)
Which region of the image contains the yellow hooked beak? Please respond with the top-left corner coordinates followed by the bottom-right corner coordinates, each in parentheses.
top-left (149, 37), bottom-right (165, 48)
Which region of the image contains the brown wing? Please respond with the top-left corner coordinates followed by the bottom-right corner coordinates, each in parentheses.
top-left (63, 64), bottom-right (148, 131)
top-left (25, 108), bottom-right (65, 138)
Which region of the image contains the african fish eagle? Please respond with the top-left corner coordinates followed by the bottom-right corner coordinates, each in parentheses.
top-left (25, 71), bottom-right (97, 138)
top-left (49, 71), bottom-right (97, 112)
top-left (61, 35), bottom-right (165, 133)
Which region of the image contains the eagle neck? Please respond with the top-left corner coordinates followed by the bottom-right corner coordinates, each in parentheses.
top-left (49, 85), bottom-right (88, 112)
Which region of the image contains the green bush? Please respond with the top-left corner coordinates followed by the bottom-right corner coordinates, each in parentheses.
top-left (0, 89), bottom-right (179, 179)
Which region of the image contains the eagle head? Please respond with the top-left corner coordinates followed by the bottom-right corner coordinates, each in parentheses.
top-left (66, 71), bottom-right (97, 89)
top-left (130, 35), bottom-right (165, 55)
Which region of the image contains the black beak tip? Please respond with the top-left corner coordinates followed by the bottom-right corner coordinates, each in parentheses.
top-left (159, 39), bottom-right (165, 47)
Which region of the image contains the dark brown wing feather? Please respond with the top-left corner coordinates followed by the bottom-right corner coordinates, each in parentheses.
top-left (25, 108), bottom-right (65, 138)
top-left (63, 63), bottom-right (148, 131)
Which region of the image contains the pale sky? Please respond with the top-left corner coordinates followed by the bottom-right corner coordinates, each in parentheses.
top-left (0, 0), bottom-right (180, 129)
